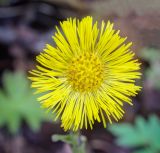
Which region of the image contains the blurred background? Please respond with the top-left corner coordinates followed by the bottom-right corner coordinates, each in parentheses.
top-left (0, 0), bottom-right (160, 153)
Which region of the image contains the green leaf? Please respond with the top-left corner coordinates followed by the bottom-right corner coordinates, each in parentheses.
top-left (52, 134), bottom-right (74, 144)
top-left (140, 48), bottom-right (160, 90)
top-left (145, 64), bottom-right (160, 90)
top-left (52, 133), bottom-right (87, 153)
top-left (109, 123), bottom-right (144, 147)
top-left (0, 71), bottom-right (54, 135)
top-left (140, 48), bottom-right (160, 62)
top-left (108, 115), bottom-right (160, 153)
top-left (148, 115), bottom-right (160, 150)
top-left (134, 148), bottom-right (156, 153)
top-left (3, 71), bottom-right (28, 100)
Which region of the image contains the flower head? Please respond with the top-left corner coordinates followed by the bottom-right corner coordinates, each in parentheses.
top-left (29, 16), bottom-right (141, 131)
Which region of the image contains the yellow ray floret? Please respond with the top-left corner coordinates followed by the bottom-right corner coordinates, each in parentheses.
top-left (29, 16), bottom-right (141, 131)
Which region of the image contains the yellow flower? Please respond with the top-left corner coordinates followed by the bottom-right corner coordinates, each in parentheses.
top-left (29, 16), bottom-right (141, 131)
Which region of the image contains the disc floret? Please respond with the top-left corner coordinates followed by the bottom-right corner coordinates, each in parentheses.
top-left (67, 52), bottom-right (104, 92)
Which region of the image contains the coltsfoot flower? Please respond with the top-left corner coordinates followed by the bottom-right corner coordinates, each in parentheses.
top-left (29, 16), bottom-right (141, 131)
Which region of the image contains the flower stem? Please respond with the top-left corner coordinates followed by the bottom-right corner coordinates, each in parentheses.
top-left (52, 131), bottom-right (86, 153)
top-left (70, 131), bottom-right (86, 153)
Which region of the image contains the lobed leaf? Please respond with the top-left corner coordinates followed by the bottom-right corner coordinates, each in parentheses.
top-left (0, 71), bottom-right (53, 134)
top-left (108, 115), bottom-right (160, 153)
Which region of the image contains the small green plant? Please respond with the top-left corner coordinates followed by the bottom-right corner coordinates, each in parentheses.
top-left (108, 115), bottom-right (160, 153)
top-left (140, 48), bottom-right (160, 89)
top-left (0, 71), bottom-right (52, 134)
top-left (52, 132), bottom-right (86, 153)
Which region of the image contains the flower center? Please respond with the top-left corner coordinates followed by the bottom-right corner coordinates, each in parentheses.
top-left (67, 52), bottom-right (104, 92)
